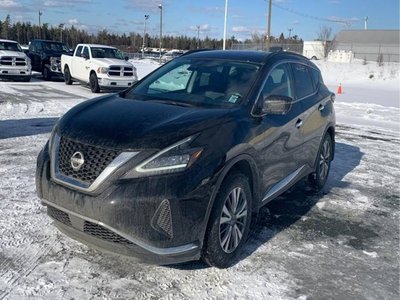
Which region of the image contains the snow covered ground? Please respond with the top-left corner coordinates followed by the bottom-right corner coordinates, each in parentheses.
top-left (0, 59), bottom-right (399, 299)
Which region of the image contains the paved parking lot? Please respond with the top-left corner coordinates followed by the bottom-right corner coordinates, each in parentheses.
top-left (0, 78), bottom-right (399, 299)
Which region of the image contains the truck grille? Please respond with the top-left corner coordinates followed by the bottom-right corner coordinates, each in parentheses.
top-left (57, 136), bottom-right (121, 185)
top-left (83, 221), bottom-right (133, 245)
top-left (108, 66), bottom-right (134, 77)
top-left (0, 56), bottom-right (27, 66)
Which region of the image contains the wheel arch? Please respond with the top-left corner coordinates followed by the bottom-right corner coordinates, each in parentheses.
top-left (199, 154), bottom-right (261, 246)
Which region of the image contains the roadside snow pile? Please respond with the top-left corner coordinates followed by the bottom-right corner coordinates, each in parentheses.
top-left (129, 59), bottom-right (160, 79)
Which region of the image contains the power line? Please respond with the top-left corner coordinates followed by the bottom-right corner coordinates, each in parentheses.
top-left (271, 2), bottom-right (357, 26)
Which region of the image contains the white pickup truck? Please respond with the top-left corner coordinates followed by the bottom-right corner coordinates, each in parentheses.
top-left (61, 44), bottom-right (138, 93)
top-left (0, 39), bottom-right (32, 81)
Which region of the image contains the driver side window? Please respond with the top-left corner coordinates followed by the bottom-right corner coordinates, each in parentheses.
top-left (261, 64), bottom-right (293, 99)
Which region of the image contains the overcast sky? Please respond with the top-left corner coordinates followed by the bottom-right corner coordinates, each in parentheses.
top-left (1, 0), bottom-right (399, 41)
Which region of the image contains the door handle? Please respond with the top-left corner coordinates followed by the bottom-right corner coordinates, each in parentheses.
top-left (295, 119), bottom-right (303, 128)
top-left (318, 104), bottom-right (325, 111)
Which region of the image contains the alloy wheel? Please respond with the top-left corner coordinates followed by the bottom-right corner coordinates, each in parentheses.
top-left (219, 187), bottom-right (248, 254)
top-left (319, 138), bottom-right (331, 181)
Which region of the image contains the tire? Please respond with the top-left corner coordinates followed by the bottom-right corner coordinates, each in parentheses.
top-left (64, 66), bottom-right (73, 85)
top-left (89, 72), bottom-right (100, 93)
top-left (202, 173), bottom-right (252, 268)
top-left (308, 133), bottom-right (333, 191)
top-left (42, 66), bottom-right (51, 80)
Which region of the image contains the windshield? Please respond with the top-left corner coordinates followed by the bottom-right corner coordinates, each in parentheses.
top-left (124, 58), bottom-right (260, 108)
top-left (91, 47), bottom-right (124, 59)
top-left (0, 41), bottom-right (22, 52)
top-left (43, 42), bottom-right (69, 52)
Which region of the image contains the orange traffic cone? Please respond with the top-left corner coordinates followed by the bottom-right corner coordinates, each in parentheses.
top-left (337, 83), bottom-right (342, 95)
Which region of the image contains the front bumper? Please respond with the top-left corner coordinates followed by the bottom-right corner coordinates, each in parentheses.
top-left (0, 66), bottom-right (31, 78)
top-left (36, 146), bottom-right (213, 264)
top-left (97, 76), bottom-right (137, 90)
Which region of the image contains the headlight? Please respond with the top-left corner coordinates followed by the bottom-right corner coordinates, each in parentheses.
top-left (26, 57), bottom-right (32, 67)
top-left (50, 57), bottom-right (58, 65)
top-left (124, 136), bottom-right (203, 178)
top-left (97, 67), bottom-right (109, 74)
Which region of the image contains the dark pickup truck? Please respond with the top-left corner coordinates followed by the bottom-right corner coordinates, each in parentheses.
top-left (28, 39), bottom-right (71, 80)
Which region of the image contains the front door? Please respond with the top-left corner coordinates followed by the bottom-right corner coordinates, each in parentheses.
top-left (251, 63), bottom-right (305, 199)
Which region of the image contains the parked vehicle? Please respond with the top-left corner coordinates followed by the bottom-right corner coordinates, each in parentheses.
top-left (161, 51), bottom-right (184, 62)
top-left (28, 39), bottom-right (70, 80)
top-left (61, 44), bottom-right (138, 93)
top-left (36, 50), bottom-right (335, 268)
top-left (0, 39), bottom-right (32, 81)
top-left (303, 41), bottom-right (331, 60)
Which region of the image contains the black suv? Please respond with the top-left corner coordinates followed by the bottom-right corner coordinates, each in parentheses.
top-left (28, 39), bottom-right (70, 80)
top-left (36, 50), bottom-right (335, 268)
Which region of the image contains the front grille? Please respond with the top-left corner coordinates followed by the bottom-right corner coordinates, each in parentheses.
top-left (15, 57), bottom-right (26, 66)
top-left (108, 66), bottom-right (134, 77)
top-left (0, 56), bottom-right (27, 66)
top-left (83, 221), bottom-right (133, 245)
top-left (0, 57), bottom-right (12, 66)
top-left (48, 206), bottom-right (71, 226)
top-left (57, 136), bottom-right (120, 185)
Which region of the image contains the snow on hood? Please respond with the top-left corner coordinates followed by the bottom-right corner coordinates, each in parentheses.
top-left (0, 50), bottom-right (28, 58)
top-left (91, 58), bottom-right (134, 68)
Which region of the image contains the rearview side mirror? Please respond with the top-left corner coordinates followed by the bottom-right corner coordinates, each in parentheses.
top-left (262, 95), bottom-right (292, 115)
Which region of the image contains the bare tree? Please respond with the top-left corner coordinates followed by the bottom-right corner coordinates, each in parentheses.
top-left (317, 25), bottom-right (334, 58)
top-left (317, 25), bottom-right (332, 42)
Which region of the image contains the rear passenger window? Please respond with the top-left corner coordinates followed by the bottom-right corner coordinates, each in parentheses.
top-left (309, 67), bottom-right (323, 89)
top-left (292, 63), bottom-right (314, 99)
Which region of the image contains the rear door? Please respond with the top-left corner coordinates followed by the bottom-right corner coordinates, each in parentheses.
top-left (253, 62), bottom-right (306, 199)
top-left (291, 63), bottom-right (331, 170)
top-left (29, 41), bottom-right (41, 72)
top-left (71, 45), bottom-right (85, 81)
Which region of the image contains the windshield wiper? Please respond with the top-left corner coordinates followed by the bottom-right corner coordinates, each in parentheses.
top-left (146, 99), bottom-right (196, 108)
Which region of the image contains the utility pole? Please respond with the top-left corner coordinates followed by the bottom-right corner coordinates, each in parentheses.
top-left (223, 0), bottom-right (228, 50)
top-left (142, 15), bottom-right (149, 58)
top-left (158, 4), bottom-right (163, 63)
top-left (365, 16), bottom-right (368, 30)
top-left (38, 10), bottom-right (43, 39)
top-left (266, 0), bottom-right (272, 51)
top-left (197, 25), bottom-right (200, 49)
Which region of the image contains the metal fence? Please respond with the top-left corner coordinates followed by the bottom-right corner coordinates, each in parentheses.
top-left (332, 43), bottom-right (399, 62)
top-left (231, 42), bottom-right (303, 54)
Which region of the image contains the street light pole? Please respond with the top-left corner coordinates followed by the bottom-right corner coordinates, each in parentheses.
top-left (38, 10), bottom-right (43, 39)
top-left (223, 0), bottom-right (228, 50)
top-left (142, 14), bottom-right (149, 58)
top-left (266, 0), bottom-right (272, 51)
top-left (158, 4), bottom-right (163, 63)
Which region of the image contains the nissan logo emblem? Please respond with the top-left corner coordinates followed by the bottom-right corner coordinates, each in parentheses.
top-left (71, 151), bottom-right (85, 171)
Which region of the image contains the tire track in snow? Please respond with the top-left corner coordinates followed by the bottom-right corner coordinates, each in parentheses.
top-left (0, 237), bottom-right (57, 300)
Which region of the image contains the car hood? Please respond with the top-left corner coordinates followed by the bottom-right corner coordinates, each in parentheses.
top-left (92, 58), bottom-right (133, 68)
top-left (58, 94), bottom-right (233, 150)
top-left (0, 50), bottom-right (27, 58)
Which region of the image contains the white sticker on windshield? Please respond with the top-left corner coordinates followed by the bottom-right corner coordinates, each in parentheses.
top-left (228, 94), bottom-right (240, 103)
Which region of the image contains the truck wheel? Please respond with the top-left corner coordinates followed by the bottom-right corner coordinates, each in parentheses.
top-left (202, 172), bottom-right (252, 268)
top-left (89, 73), bottom-right (100, 93)
top-left (42, 67), bottom-right (51, 81)
top-left (64, 66), bottom-right (73, 85)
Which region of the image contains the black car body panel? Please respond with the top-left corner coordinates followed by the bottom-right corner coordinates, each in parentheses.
top-left (36, 50), bottom-right (335, 265)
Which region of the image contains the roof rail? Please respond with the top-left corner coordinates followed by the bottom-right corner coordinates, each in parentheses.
top-left (179, 48), bottom-right (213, 57)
